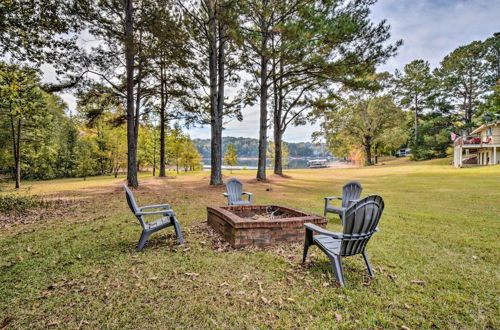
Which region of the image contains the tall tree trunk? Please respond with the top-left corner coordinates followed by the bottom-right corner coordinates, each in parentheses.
top-left (257, 24), bottom-right (269, 180)
top-left (215, 20), bottom-right (226, 182)
top-left (125, 0), bottom-right (138, 187)
top-left (364, 136), bottom-right (373, 166)
top-left (9, 112), bottom-right (21, 189)
top-left (273, 57), bottom-right (284, 175)
top-left (159, 53), bottom-right (167, 177)
top-left (414, 95), bottom-right (419, 143)
top-left (208, 0), bottom-right (222, 185)
top-left (152, 127), bottom-right (157, 177)
top-left (274, 132), bottom-right (282, 175)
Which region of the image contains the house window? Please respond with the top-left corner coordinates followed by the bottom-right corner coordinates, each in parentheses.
top-left (487, 128), bottom-right (492, 136)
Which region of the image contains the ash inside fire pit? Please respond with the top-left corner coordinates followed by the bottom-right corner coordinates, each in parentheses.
top-left (234, 206), bottom-right (295, 220)
top-left (207, 205), bottom-right (327, 248)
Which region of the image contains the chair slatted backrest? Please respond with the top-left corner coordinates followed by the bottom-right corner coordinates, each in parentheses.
top-left (226, 178), bottom-right (243, 205)
top-left (340, 195), bottom-right (384, 256)
top-left (342, 181), bottom-right (363, 208)
top-left (123, 184), bottom-right (146, 228)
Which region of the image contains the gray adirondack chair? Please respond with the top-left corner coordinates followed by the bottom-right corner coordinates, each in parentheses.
top-left (324, 181), bottom-right (363, 224)
top-left (123, 184), bottom-right (184, 251)
top-left (303, 195), bottom-right (384, 287)
top-left (223, 178), bottom-right (253, 205)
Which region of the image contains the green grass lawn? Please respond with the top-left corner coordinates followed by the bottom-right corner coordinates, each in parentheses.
top-left (1, 159), bottom-right (499, 328)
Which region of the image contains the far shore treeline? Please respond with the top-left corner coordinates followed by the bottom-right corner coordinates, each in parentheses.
top-left (0, 1), bottom-right (498, 189)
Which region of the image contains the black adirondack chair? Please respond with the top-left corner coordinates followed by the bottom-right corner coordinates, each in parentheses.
top-left (303, 195), bottom-right (384, 287)
top-left (223, 178), bottom-right (253, 206)
top-left (324, 181), bottom-right (363, 225)
top-left (123, 184), bottom-right (184, 251)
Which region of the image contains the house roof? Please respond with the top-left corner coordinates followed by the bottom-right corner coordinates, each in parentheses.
top-left (470, 120), bottom-right (500, 135)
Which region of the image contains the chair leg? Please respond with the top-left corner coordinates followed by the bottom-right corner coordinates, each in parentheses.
top-left (171, 216), bottom-right (184, 245)
top-left (329, 255), bottom-right (345, 287)
top-left (362, 251), bottom-right (374, 278)
top-left (136, 230), bottom-right (150, 252)
top-left (302, 228), bottom-right (314, 263)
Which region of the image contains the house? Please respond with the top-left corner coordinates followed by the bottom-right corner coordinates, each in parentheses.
top-left (396, 148), bottom-right (411, 157)
top-left (453, 120), bottom-right (500, 167)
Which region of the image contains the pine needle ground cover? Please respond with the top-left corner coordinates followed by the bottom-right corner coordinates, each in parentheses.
top-left (1, 159), bottom-right (499, 328)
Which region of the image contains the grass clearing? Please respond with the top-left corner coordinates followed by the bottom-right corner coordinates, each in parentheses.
top-left (1, 159), bottom-right (499, 328)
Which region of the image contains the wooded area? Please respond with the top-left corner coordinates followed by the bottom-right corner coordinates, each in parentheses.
top-left (0, 0), bottom-right (498, 187)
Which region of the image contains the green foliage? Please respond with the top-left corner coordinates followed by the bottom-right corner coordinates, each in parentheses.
top-left (393, 59), bottom-right (435, 143)
top-left (165, 123), bottom-right (202, 173)
top-left (0, 0), bottom-right (82, 63)
top-left (319, 90), bottom-right (406, 165)
top-left (224, 143), bottom-right (238, 173)
top-left (410, 113), bottom-right (454, 161)
top-left (73, 138), bottom-right (98, 180)
top-left (0, 194), bottom-right (46, 213)
top-left (193, 137), bottom-right (321, 158)
top-left (434, 39), bottom-right (493, 127)
top-left (387, 32), bottom-right (500, 162)
top-left (267, 141), bottom-right (289, 167)
top-left (180, 139), bottom-right (202, 172)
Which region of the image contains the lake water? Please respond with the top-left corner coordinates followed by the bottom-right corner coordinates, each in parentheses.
top-left (202, 158), bottom-right (330, 170)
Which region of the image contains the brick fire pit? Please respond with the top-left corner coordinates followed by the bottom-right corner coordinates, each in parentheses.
top-left (207, 205), bottom-right (327, 248)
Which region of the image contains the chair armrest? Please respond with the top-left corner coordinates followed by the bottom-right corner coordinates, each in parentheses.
top-left (137, 209), bottom-right (174, 216)
top-left (304, 223), bottom-right (343, 239)
top-left (324, 196), bottom-right (342, 208)
top-left (345, 198), bottom-right (361, 207)
top-left (242, 192), bottom-right (253, 203)
top-left (140, 204), bottom-right (170, 211)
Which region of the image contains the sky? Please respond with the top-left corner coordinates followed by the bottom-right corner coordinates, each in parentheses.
top-left (48, 0), bottom-right (500, 142)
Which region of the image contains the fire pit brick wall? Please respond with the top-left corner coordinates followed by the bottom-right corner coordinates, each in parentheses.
top-left (207, 205), bottom-right (328, 248)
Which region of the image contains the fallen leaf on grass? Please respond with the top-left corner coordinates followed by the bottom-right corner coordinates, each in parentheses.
top-left (260, 296), bottom-right (270, 305)
top-left (1, 316), bottom-right (14, 328)
top-left (335, 313), bottom-right (343, 321)
top-left (149, 277), bottom-right (158, 281)
top-left (410, 280), bottom-right (425, 285)
top-left (322, 282), bottom-right (330, 287)
top-left (219, 282), bottom-right (229, 287)
top-left (401, 326), bottom-right (410, 330)
top-left (404, 303), bottom-right (412, 309)
top-left (47, 321), bottom-right (60, 327)
top-left (37, 291), bottom-right (52, 299)
top-left (18, 255), bottom-right (24, 261)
